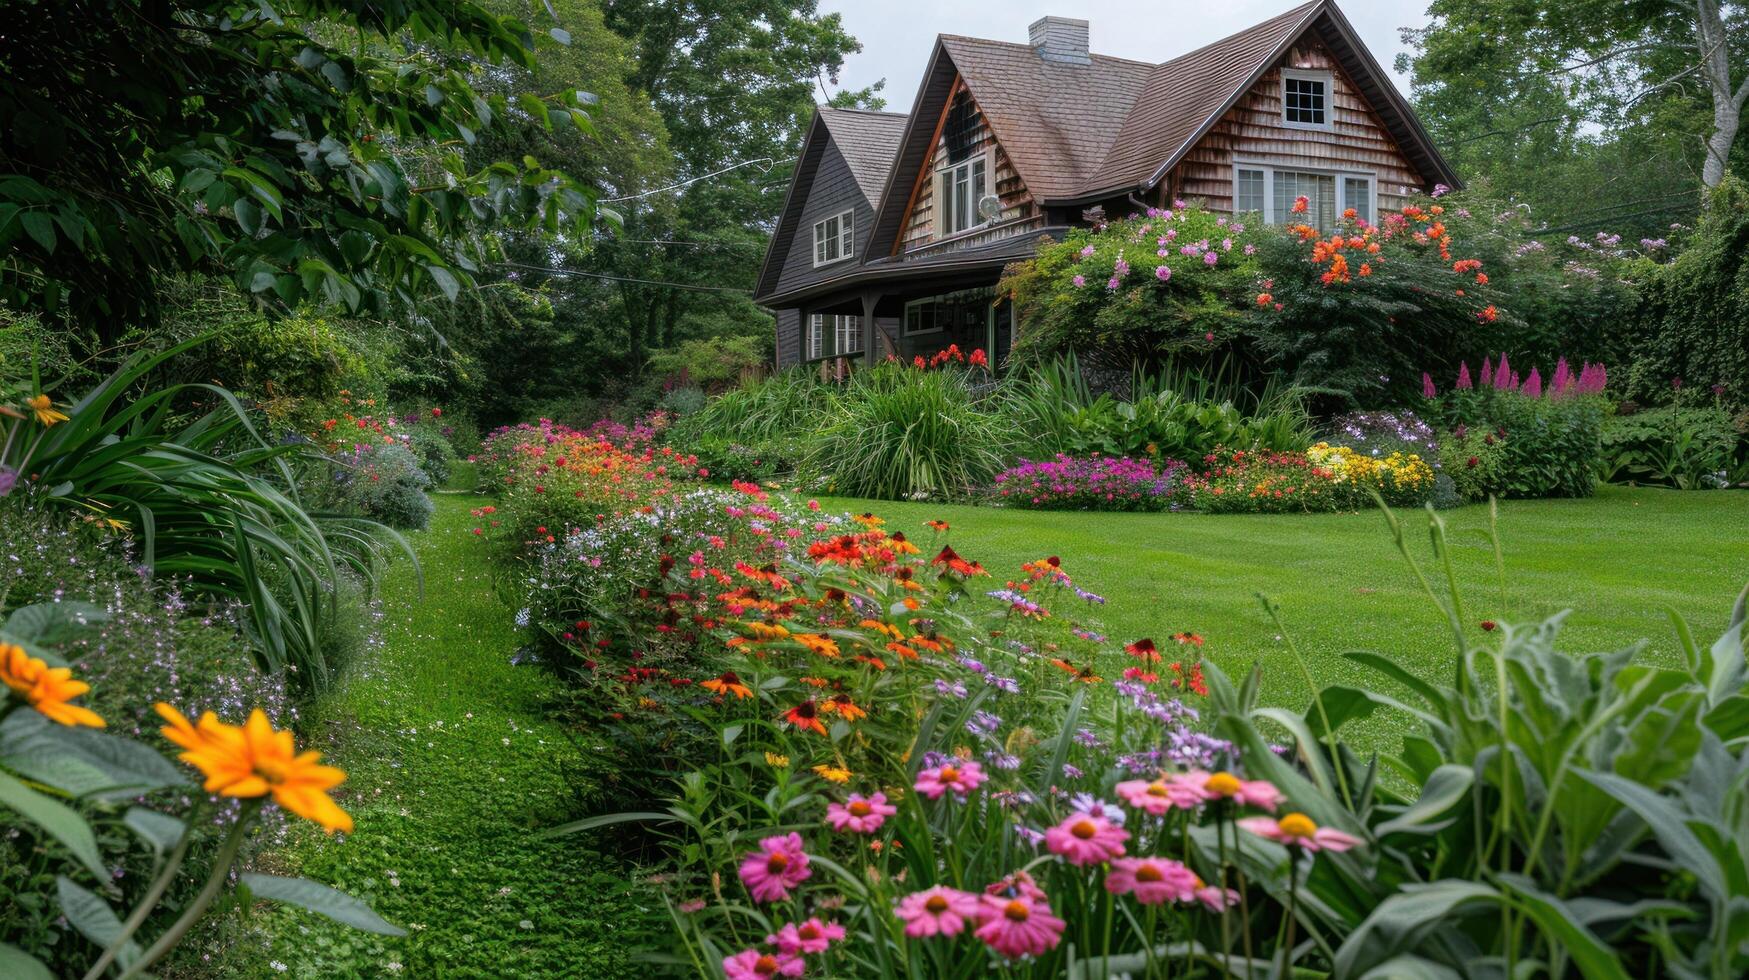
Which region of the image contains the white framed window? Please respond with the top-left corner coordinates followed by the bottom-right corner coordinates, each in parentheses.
top-left (1232, 162), bottom-right (1375, 231)
top-left (1281, 69), bottom-right (1332, 130)
top-left (934, 154), bottom-right (989, 237)
top-left (903, 298), bottom-right (940, 336)
top-left (807, 314), bottom-right (861, 359)
top-left (812, 209), bottom-right (855, 267)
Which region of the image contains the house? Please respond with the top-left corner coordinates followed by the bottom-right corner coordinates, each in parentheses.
top-left (753, 0), bottom-right (1459, 371)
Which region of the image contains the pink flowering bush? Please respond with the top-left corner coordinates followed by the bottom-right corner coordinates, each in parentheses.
top-left (992, 454), bottom-right (1187, 511)
top-left (1423, 353), bottom-right (1609, 498)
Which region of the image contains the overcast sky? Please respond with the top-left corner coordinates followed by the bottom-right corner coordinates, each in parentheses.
top-left (815, 0), bottom-right (1432, 110)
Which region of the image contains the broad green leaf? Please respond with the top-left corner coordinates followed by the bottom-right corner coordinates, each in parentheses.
top-left (0, 710), bottom-right (186, 799)
top-left (20, 211), bottom-right (55, 252)
top-left (540, 810), bottom-right (675, 838)
top-left (0, 770), bottom-right (106, 879)
top-left (1305, 684), bottom-right (1384, 737)
top-left (233, 197), bottom-right (260, 235)
top-left (56, 877), bottom-right (140, 968)
top-left (1334, 880), bottom-right (1499, 978)
top-left (1375, 764), bottom-right (1472, 837)
top-left (1, 601), bottom-right (108, 649)
top-left (240, 874), bottom-right (406, 936)
top-left (1498, 876), bottom-right (1631, 980)
top-left (124, 808), bottom-right (187, 855)
top-left (0, 943), bottom-right (54, 980)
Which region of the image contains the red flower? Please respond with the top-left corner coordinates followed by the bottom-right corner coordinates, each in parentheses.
top-left (1124, 638), bottom-right (1160, 662)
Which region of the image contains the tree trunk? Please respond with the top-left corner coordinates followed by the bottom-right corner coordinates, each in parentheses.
top-left (1695, 0), bottom-right (1746, 188)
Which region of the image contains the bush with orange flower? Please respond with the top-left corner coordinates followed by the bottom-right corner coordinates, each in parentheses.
top-left (485, 425), bottom-right (704, 550)
top-left (0, 603), bottom-right (401, 977)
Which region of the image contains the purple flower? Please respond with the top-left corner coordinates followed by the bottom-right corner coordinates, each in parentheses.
top-left (1203, 251), bottom-right (1219, 267)
top-left (1155, 265), bottom-right (1171, 282)
top-left (1072, 274), bottom-right (1086, 287)
top-left (0, 466), bottom-right (15, 497)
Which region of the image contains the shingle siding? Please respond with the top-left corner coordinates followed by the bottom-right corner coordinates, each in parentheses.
top-left (774, 142), bottom-right (876, 296)
top-left (774, 308), bottom-right (802, 368)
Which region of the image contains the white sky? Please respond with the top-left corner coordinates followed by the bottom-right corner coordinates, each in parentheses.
top-left (815, 0), bottom-right (1432, 110)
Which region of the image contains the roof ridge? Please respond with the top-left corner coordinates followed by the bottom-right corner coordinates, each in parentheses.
top-left (819, 105), bottom-right (908, 118)
top-left (1151, 0), bottom-right (1321, 71)
top-left (936, 32), bottom-right (1158, 68)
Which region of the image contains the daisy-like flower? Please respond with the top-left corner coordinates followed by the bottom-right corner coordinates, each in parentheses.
top-left (738, 833), bottom-right (812, 902)
top-left (1103, 856), bottom-right (1197, 905)
top-left (1238, 812), bottom-right (1363, 852)
top-left (896, 885), bottom-right (982, 938)
top-left (1114, 774), bottom-right (1210, 815)
top-left (796, 633), bottom-right (840, 658)
top-left (28, 394), bottom-right (69, 427)
top-left (768, 917), bottom-right (845, 955)
top-left (924, 520), bottom-right (950, 532)
top-left (913, 759), bottom-right (987, 800)
top-left (1194, 879), bottom-right (1241, 912)
top-left (811, 763), bottom-right (852, 784)
top-left (1125, 638), bottom-right (1160, 662)
top-left (722, 948), bottom-right (803, 979)
top-left (820, 693), bottom-right (866, 721)
top-left (1, 644), bottom-right (105, 728)
top-left (1198, 771), bottom-right (1283, 811)
top-left (781, 700), bottom-right (827, 736)
top-left (1044, 811), bottom-right (1129, 866)
top-left (974, 892), bottom-right (1067, 959)
top-left (851, 512), bottom-right (885, 528)
top-left (701, 671), bottom-right (753, 699)
top-left (825, 791), bottom-right (896, 833)
top-left (155, 704), bottom-right (349, 832)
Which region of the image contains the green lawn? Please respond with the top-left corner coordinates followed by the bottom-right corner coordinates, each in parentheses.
top-left (819, 486), bottom-right (1749, 748)
top-left (199, 492), bottom-right (659, 979)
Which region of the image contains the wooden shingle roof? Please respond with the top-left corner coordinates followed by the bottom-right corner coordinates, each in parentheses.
top-left (817, 107), bottom-right (909, 203)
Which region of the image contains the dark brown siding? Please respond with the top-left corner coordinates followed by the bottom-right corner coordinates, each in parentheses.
top-left (1169, 37), bottom-right (1429, 214)
top-left (774, 141), bottom-right (877, 295)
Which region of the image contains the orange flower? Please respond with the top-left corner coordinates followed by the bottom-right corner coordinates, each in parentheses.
top-left (851, 512), bottom-right (885, 528)
top-left (796, 633), bottom-right (841, 658)
top-left (1, 644), bottom-right (104, 728)
top-left (155, 704), bottom-right (351, 833)
top-left (887, 531), bottom-right (920, 556)
top-left (924, 520), bottom-right (950, 533)
top-left (782, 700), bottom-right (828, 735)
top-left (1050, 658), bottom-right (1103, 684)
top-left (28, 394), bottom-right (69, 427)
top-left (821, 694), bottom-right (867, 721)
top-left (701, 671), bottom-right (753, 699)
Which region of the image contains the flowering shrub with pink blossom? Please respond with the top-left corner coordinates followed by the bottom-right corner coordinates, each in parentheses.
top-left (992, 454), bottom-right (1187, 511)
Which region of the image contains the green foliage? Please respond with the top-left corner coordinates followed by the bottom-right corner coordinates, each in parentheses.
top-left (1437, 425), bottom-right (1511, 502)
top-left (1429, 389), bottom-right (1606, 498)
top-left (322, 443), bottom-right (435, 531)
top-left (805, 363), bottom-right (1015, 500)
top-left (0, 0), bottom-right (605, 337)
top-left (403, 425), bottom-right (459, 487)
top-left (1601, 405), bottom-right (1744, 489)
top-left (669, 368), bottom-right (832, 445)
top-left (1002, 209), bottom-right (1262, 369)
top-left (645, 334), bottom-right (769, 389)
top-left (1616, 176), bottom-right (1749, 408)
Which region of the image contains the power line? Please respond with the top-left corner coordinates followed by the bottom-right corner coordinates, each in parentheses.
top-left (494, 261), bottom-right (754, 294)
top-left (602, 157), bottom-right (779, 202)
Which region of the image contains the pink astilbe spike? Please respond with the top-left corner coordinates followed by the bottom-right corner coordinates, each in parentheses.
top-left (1480, 356), bottom-right (1494, 388)
top-left (1509, 370), bottom-right (1520, 390)
top-left (1494, 354), bottom-right (1512, 390)
top-left (1523, 367), bottom-right (1542, 398)
top-left (1456, 362), bottom-right (1473, 389)
top-left (1423, 372), bottom-right (1437, 399)
top-left (1552, 357), bottom-right (1571, 393)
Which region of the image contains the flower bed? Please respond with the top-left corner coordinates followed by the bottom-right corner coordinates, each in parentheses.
top-left (992, 454), bottom-right (1186, 511)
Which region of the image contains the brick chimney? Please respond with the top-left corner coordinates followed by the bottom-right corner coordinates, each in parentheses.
top-left (1028, 16), bottom-right (1091, 65)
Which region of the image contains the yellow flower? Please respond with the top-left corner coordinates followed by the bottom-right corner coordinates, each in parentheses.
top-left (851, 512), bottom-right (884, 528)
top-left (155, 704), bottom-right (352, 834)
top-left (0, 643), bottom-right (105, 728)
top-left (764, 751), bottom-right (790, 769)
top-left (796, 633), bottom-right (841, 658)
top-left (811, 764), bottom-right (852, 784)
top-left (28, 394), bottom-right (69, 427)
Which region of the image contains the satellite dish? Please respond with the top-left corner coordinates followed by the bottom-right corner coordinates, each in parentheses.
top-left (976, 194), bottom-right (1004, 223)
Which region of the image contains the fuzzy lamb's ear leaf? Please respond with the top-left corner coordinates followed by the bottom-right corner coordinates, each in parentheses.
top-left (124, 808), bottom-right (187, 856)
top-left (239, 874), bottom-right (407, 936)
top-left (0, 942), bottom-right (55, 980)
top-left (1375, 764), bottom-right (1472, 837)
top-left (0, 601), bottom-right (108, 662)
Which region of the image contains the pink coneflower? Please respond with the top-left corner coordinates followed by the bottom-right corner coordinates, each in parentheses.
top-left (738, 833), bottom-right (811, 902)
top-left (722, 948), bottom-right (804, 979)
top-left (974, 893), bottom-right (1067, 959)
top-left (1195, 771), bottom-right (1283, 811)
top-left (1114, 774), bottom-right (1209, 815)
top-left (914, 759), bottom-right (987, 800)
top-left (1195, 882), bottom-right (1241, 913)
top-left (1103, 856), bottom-right (1197, 905)
top-left (825, 792), bottom-right (896, 833)
top-left (1238, 813), bottom-right (1363, 852)
top-left (895, 885), bottom-right (982, 937)
top-left (1044, 812), bottom-right (1129, 865)
top-left (768, 917), bottom-right (845, 954)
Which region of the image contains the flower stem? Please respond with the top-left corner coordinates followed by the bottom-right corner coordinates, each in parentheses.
top-left (115, 799), bottom-right (262, 980)
top-left (82, 807), bottom-right (202, 980)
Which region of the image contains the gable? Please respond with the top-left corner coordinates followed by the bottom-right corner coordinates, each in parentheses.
top-left (1170, 35), bottom-right (1432, 213)
top-left (771, 139), bottom-right (880, 294)
top-left (892, 80), bottom-right (1037, 253)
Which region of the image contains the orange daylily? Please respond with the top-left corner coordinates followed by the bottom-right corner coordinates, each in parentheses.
top-left (28, 394), bottom-right (69, 427)
top-left (0, 643), bottom-right (104, 728)
top-left (155, 704), bottom-right (352, 833)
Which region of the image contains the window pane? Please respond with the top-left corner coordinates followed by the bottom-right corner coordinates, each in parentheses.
top-left (1273, 171), bottom-right (1336, 231)
top-left (808, 315), bottom-right (822, 358)
top-left (939, 173), bottom-right (956, 235)
top-left (972, 158), bottom-right (987, 216)
top-left (1236, 169), bottom-right (1265, 214)
top-left (1285, 77), bottom-right (1326, 125)
top-left (839, 211), bottom-right (854, 258)
top-left (1343, 178), bottom-right (1371, 223)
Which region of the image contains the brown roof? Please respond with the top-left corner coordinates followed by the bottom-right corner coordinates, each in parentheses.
top-left (936, 36), bottom-right (1154, 203)
top-left (817, 107), bottom-right (908, 203)
top-left (1091, 2), bottom-right (1321, 197)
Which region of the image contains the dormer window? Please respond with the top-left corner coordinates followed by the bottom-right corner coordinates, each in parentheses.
top-left (1281, 69), bottom-right (1332, 130)
top-left (936, 155), bottom-right (989, 237)
top-left (813, 209), bottom-right (854, 267)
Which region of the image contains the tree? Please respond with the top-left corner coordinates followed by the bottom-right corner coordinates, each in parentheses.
top-left (1404, 0), bottom-right (1748, 221)
top-left (0, 0), bottom-right (604, 341)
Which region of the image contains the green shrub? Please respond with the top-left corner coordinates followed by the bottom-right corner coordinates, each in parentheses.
top-left (1601, 405), bottom-right (1742, 488)
top-left (1428, 387), bottom-right (1605, 498)
top-left (1616, 175), bottom-right (1749, 408)
top-left (805, 362), bottom-right (1016, 500)
top-left (658, 384), bottom-right (708, 416)
top-left (645, 334), bottom-right (768, 390)
top-left (667, 368), bottom-right (830, 448)
top-left (688, 433), bottom-right (802, 483)
top-left (325, 442), bottom-right (434, 530)
top-left (1437, 424), bottom-right (1511, 501)
top-left (403, 424), bottom-right (458, 486)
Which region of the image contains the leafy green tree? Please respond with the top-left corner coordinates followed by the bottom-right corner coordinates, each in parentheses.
top-left (0, 0), bottom-right (603, 340)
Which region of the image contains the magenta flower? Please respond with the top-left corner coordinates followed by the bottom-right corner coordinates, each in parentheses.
top-left (722, 948), bottom-right (803, 979)
top-left (895, 885), bottom-right (983, 938)
top-left (1196, 884), bottom-right (1241, 913)
top-left (1203, 251), bottom-right (1219, 267)
top-left (974, 892), bottom-right (1067, 959)
top-left (825, 792), bottom-right (896, 833)
top-left (1238, 813), bottom-right (1363, 852)
top-left (1155, 264), bottom-right (1171, 281)
top-left (1456, 361), bottom-right (1473, 389)
top-left (914, 759), bottom-right (987, 800)
top-left (1422, 372), bottom-right (1436, 399)
top-left (1072, 274), bottom-right (1086, 287)
top-left (1114, 774), bottom-right (1209, 815)
top-left (1044, 811), bottom-right (1129, 865)
top-left (1522, 367), bottom-right (1542, 398)
top-left (768, 917), bottom-right (845, 955)
top-left (1480, 356), bottom-right (1494, 389)
top-left (738, 832), bottom-right (812, 902)
top-left (1493, 354), bottom-right (1512, 390)
top-left (1103, 856), bottom-right (1198, 905)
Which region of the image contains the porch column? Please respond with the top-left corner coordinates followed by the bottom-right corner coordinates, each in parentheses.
top-left (860, 290), bottom-right (884, 366)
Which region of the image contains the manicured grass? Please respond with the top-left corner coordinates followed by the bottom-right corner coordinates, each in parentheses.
top-left (818, 486), bottom-right (1749, 749)
top-left (200, 492), bottom-right (660, 978)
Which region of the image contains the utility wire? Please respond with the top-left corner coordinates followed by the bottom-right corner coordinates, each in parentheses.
top-left (494, 261), bottom-right (754, 294)
top-left (602, 157), bottom-right (780, 202)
